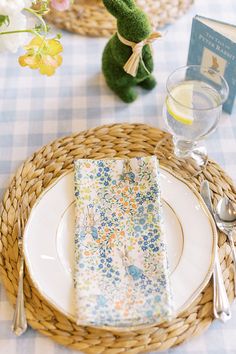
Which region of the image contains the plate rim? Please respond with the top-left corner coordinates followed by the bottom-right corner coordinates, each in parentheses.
top-left (23, 164), bottom-right (217, 330)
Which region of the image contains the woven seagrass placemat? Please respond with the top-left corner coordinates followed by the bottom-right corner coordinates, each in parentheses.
top-left (0, 123), bottom-right (235, 353)
top-left (45, 0), bottom-right (194, 37)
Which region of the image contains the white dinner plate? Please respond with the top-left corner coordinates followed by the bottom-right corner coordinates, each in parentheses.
top-left (23, 167), bottom-right (217, 323)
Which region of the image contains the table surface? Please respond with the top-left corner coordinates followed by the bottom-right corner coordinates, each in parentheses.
top-left (0, 0), bottom-right (236, 353)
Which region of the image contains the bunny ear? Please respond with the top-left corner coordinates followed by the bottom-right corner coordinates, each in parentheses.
top-left (103, 0), bottom-right (135, 18)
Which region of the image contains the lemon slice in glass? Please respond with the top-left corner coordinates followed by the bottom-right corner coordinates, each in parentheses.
top-left (166, 83), bottom-right (195, 125)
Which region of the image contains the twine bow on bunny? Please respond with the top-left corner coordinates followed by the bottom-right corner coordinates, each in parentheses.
top-left (117, 31), bottom-right (162, 77)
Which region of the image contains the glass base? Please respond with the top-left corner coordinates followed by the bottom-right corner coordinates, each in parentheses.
top-left (173, 138), bottom-right (208, 168)
top-left (189, 147), bottom-right (208, 167)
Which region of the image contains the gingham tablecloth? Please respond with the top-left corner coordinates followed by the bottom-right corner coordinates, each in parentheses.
top-left (0, 0), bottom-right (236, 353)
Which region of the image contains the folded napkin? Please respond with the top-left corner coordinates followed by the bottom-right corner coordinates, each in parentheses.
top-left (74, 156), bottom-right (173, 327)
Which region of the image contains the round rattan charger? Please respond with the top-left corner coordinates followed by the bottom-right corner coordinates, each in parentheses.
top-left (45, 0), bottom-right (194, 37)
top-left (0, 123), bottom-right (235, 353)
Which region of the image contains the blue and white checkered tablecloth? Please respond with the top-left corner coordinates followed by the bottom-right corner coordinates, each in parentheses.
top-left (0, 0), bottom-right (236, 353)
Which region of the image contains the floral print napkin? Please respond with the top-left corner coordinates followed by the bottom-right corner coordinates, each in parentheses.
top-left (74, 156), bottom-right (173, 327)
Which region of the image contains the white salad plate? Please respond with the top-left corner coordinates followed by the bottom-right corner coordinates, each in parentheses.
top-left (23, 167), bottom-right (217, 321)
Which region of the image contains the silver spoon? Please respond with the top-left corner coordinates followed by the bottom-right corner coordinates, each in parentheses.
top-left (216, 197), bottom-right (236, 297)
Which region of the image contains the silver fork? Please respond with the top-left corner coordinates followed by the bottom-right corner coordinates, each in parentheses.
top-left (11, 206), bottom-right (27, 336)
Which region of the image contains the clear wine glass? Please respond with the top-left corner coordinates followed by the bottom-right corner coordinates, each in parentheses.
top-left (163, 65), bottom-right (229, 167)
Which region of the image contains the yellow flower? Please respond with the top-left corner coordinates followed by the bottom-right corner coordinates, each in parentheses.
top-left (18, 37), bottom-right (63, 76)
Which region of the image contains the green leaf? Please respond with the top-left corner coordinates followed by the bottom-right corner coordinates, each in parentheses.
top-left (0, 15), bottom-right (10, 28)
top-left (34, 23), bottom-right (50, 34)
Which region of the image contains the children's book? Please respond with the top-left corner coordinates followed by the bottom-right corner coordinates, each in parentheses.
top-left (187, 15), bottom-right (236, 114)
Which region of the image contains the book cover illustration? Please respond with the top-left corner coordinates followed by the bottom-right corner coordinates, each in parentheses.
top-left (187, 15), bottom-right (236, 114)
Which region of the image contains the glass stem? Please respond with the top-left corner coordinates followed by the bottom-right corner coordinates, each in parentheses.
top-left (173, 137), bottom-right (197, 158)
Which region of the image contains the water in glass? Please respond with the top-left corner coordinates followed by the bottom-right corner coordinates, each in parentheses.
top-left (165, 80), bottom-right (222, 142)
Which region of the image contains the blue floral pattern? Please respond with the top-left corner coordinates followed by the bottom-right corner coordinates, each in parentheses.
top-left (74, 156), bottom-right (173, 327)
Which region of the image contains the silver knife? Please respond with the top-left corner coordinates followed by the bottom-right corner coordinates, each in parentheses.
top-left (200, 180), bottom-right (231, 322)
top-left (200, 181), bottom-right (214, 214)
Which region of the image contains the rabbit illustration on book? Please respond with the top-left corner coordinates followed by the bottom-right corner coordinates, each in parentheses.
top-left (102, 0), bottom-right (161, 103)
top-left (209, 56), bottom-right (220, 73)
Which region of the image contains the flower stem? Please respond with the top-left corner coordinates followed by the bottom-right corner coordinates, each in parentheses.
top-left (24, 7), bottom-right (48, 34)
top-left (0, 29), bottom-right (41, 37)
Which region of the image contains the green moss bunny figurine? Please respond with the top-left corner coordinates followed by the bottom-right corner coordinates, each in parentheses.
top-left (102, 0), bottom-right (161, 103)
